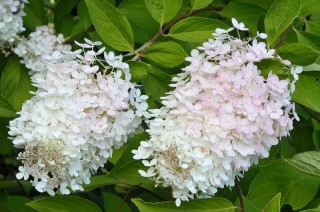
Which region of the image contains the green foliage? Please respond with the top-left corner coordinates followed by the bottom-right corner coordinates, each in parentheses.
top-left (287, 151), bottom-right (320, 177)
top-left (144, 0), bottom-right (183, 25)
top-left (132, 198), bottom-right (237, 211)
top-left (247, 160), bottom-right (320, 210)
top-left (168, 17), bottom-right (229, 42)
top-left (292, 75), bottom-right (320, 113)
top-left (143, 41), bottom-right (187, 68)
top-left (2, 0), bottom-right (320, 211)
top-left (190, 0), bottom-right (213, 11)
top-left (278, 43), bottom-right (319, 66)
top-left (26, 196), bottom-right (101, 212)
top-left (85, 0), bottom-right (134, 51)
top-left (265, 0), bottom-right (301, 47)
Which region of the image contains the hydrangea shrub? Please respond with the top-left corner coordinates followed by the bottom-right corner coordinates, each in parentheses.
top-left (0, 0), bottom-right (319, 211)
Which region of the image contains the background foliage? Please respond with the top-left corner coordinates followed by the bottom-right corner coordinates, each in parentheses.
top-left (1, 0), bottom-right (320, 211)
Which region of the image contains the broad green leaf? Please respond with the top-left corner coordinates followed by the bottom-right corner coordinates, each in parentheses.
top-left (0, 194), bottom-right (8, 212)
top-left (312, 120), bottom-right (320, 150)
top-left (232, 0), bottom-right (275, 10)
top-left (83, 174), bottom-right (121, 192)
top-left (54, 0), bottom-right (78, 34)
top-left (247, 160), bottom-right (320, 210)
top-left (280, 137), bottom-right (297, 158)
top-left (299, 0), bottom-right (320, 16)
top-left (262, 193), bottom-right (281, 212)
top-left (255, 58), bottom-right (286, 76)
top-left (277, 43), bottom-right (318, 66)
top-left (103, 192), bottom-right (131, 212)
top-left (118, 0), bottom-right (159, 30)
top-left (127, 61), bottom-right (150, 82)
top-left (235, 196), bottom-right (259, 212)
top-left (8, 196), bottom-right (35, 212)
top-left (295, 30), bottom-right (320, 51)
top-left (190, 0), bottom-right (213, 10)
top-left (1, 56), bottom-right (34, 112)
top-left (70, 0), bottom-right (92, 38)
top-left (144, 0), bottom-right (183, 24)
top-left (0, 118), bottom-right (13, 154)
top-left (0, 96), bottom-right (16, 117)
top-left (108, 145), bottom-right (127, 164)
top-left (111, 132), bottom-right (150, 184)
top-left (132, 198), bottom-right (236, 211)
top-left (142, 71), bottom-right (171, 103)
top-left (220, 2), bottom-right (265, 33)
top-left (287, 151), bottom-right (320, 177)
top-left (292, 75), bottom-right (320, 113)
top-left (168, 17), bottom-right (229, 42)
top-left (265, 0), bottom-right (301, 47)
top-left (291, 121), bottom-right (315, 152)
top-left (111, 132), bottom-right (171, 200)
top-left (144, 42), bottom-right (187, 68)
top-left (23, 0), bottom-right (46, 31)
top-left (27, 196), bottom-right (101, 212)
top-left (306, 21), bottom-right (320, 35)
top-left (85, 0), bottom-right (134, 52)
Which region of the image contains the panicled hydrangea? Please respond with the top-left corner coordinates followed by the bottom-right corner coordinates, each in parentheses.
top-left (9, 39), bottom-right (149, 195)
top-left (0, 0), bottom-right (27, 49)
top-left (132, 18), bottom-right (300, 206)
top-left (13, 25), bottom-right (71, 75)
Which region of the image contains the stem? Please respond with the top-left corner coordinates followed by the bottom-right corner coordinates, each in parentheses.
top-left (131, 6), bottom-right (220, 61)
top-left (274, 23), bottom-right (293, 51)
top-left (116, 186), bottom-right (135, 212)
top-left (299, 104), bottom-right (320, 123)
top-left (235, 178), bottom-right (245, 212)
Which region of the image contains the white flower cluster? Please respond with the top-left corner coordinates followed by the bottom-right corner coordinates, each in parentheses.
top-left (132, 18), bottom-right (300, 206)
top-left (0, 0), bottom-right (27, 47)
top-left (9, 39), bottom-right (149, 195)
top-left (13, 25), bottom-right (71, 75)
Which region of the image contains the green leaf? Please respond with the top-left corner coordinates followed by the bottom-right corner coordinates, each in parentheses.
top-left (262, 193), bottom-right (281, 212)
top-left (255, 58), bottom-right (286, 76)
top-left (287, 151), bottom-right (320, 177)
top-left (299, 0), bottom-right (320, 16)
top-left (190, 0), bottom-right (213, 10)
top-left (144, 42), bottom-right (187, 68)
top-left (1, 56), bottom-right (34, 112)
top-left (26, 196), bottom-right (101, 212)
top-left (70, 0), bottom-right (92, 38)
top-left (312, 120), bottom-right (320, 150)
top-left (142, 71), bottom-right (171, 103)
top-left (111, 132), bottom-right (150, 184)
top-left (108, 145), bottom-right (127, 164)
top-left (220, 2), bottom-right (266, 33)
top-left (85, 0), bottom-right (134, 52)
top-left (247, 160), bottom-right (320, 210)
top-left (127, 61), bottom-right (150, 82)
top-left (111, 132), bottom-right (171, 200)
top-left (118, 0), bottom-right (159, 30)
top-left (235, 196), bottom-right (259, 212)
top-left (306, 21), bottom-right (320, 35)
top-left (0, 96), bottom-right (16, 117)
top-left (232, 0), bottom-right (275, 10)
top-left (23, 0), bottom-right (46, 31)
top-left (265, 0), bottom-right (301, 47)
top-left (8, 196), bottom-right (35, 212)
top-left (103, 192), bottom-right (131, 212)
top-left (295, 30), bottom-right (320, 51)
top-left (291, 121), bottom-right (315, 152)
top-left (132, 198), bottom-right (236, 211)
top-left (54, 0), bottom-right (78, 34)
top-left (168, 17), bottom-right (229, 42)
top-left (277, 43), bottom-right (318, 66)
top-left (83, 174), bottom-right (120, 192)
top-left (144, 0), bottom-right (183, 24)
top-left (292, 75), bottom-right (320, 113)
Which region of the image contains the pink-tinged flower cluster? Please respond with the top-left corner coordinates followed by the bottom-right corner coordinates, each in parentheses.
top-left (0, 0), bottom-right (27, 44)
top-left (132, 18), bottom-right (300, 206)
top-left (9, 39), bottom-right (149, 195)
top-left (13, 25), bottom-right (71, 75)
